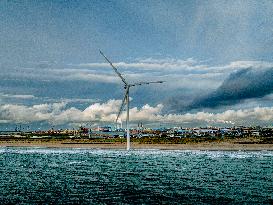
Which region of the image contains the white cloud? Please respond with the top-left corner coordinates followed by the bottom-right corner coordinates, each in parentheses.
top-left (1, 100), bottom-right (273, 126)
top-left (79, 59), bottom-right (273, 73)
top-left (0, 93), bottom-right (35, 99)
top-left (227, 61), bottom-right (273, 69)
top-left (0, 93), bottom-right (100, 107)
top-left (79, 57), bottom-right (203, 71)
top-left (64, 72), bottom-right (119, 83)
top-left (76, 59), bottom-right (273, 90)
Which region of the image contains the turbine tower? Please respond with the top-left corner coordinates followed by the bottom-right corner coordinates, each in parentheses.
top-left (100, 51), bottom-right (164, 150)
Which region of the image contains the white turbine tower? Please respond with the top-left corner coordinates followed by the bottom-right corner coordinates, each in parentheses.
top-left (100, 51), bottom-right (164, 150)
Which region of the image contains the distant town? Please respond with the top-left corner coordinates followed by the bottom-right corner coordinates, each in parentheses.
top-left (1, 125), bottom-right (273, 142)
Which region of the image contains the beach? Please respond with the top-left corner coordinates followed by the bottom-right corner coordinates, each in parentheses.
top-left (1, 139), bottom-right (273, 150)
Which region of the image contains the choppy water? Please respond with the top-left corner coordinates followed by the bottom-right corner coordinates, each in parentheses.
top-left (0, 147), bottom-right (273, 204)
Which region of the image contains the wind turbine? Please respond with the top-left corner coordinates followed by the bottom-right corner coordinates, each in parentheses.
top-left (100, 51), bottom-right (164, 150)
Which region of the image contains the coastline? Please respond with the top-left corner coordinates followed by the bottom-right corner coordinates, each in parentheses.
top-left (1, 140), bottom-right (273, 150)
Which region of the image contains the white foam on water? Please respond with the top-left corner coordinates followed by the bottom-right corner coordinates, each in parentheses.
top-left (0, 147), bottom-right (272, 159)
top-left (186, 150), bottom-right (273, 159)
top-left (0, 147), bottom-right (92, 155)
top-left (68, 160), bottom-right (87, 165)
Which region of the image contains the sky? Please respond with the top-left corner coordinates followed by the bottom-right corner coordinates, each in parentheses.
top-left (1, 0), bottom-right (273, 130)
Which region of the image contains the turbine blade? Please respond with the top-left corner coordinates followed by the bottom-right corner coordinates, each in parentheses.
top-left (99, 51), bottom-right (128, 85)
top-left (116, 88), bottom-right (129, 122)
top-left (130, 81), bottom-right (165, 86)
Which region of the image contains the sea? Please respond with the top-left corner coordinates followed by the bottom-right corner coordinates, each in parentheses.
top-left (0, 147), bottom-right (272, 204)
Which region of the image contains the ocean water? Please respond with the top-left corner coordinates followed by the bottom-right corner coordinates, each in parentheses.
top-left (0, 147), bottom-right (272, 204)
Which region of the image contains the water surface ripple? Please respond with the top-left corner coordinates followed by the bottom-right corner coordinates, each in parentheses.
top-left (0, 147), bottom-right (273, 204)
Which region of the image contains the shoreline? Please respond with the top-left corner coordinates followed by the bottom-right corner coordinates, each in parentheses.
top-left (0, 140), bottom-right (273, 151)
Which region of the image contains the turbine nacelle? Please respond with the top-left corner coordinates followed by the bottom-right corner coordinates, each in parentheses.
top-left (130, 81), bottom-right (165, 87)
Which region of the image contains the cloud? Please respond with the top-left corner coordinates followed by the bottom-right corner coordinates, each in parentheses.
top-left (188, 67), bottom-right (273, 110)
top-left (0, 92), bottom-right (99, 105)
top-left (64, 72), bottom-right (119, 83)
top-left (79, 57), bottom-right (202, 71)
top-left (5, 58), bottom-right (270, 92)
top-left (76, 59), bottom-right (273, 90)
top-left (0, 93), bottom-right (35, 99)
top-left (2, 59), bottom-right (273, 122)
top-left (1, 100), bottom-right (273, 127)
top-left (0, 102), bottom-right (65, 123)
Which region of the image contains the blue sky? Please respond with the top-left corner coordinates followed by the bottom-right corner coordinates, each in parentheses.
top-left (1, 0), bottom-right (273, 129)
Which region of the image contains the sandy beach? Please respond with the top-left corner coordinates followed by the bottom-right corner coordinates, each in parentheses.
top-left (0, 139), bottom-right (273, 150)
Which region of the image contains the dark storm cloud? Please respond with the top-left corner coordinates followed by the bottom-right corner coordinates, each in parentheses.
top-left (188, 67), bottom-right (273, 110)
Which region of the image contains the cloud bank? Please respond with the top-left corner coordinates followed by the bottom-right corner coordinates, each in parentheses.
top-left (188, 67), bottom-right (273, 110)
top-left (1, 100), bottom-right (273, 127)
top-left (2, 59), bottom-right (273, 128)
